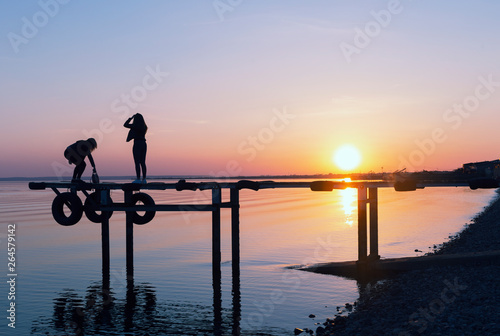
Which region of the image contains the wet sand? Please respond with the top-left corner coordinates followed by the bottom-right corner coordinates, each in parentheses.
top-left (310, 190), bottom-right (500, 336)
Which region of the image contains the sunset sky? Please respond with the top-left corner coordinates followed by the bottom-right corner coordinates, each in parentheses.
top-left (1, 1), bottom-right (499, 178)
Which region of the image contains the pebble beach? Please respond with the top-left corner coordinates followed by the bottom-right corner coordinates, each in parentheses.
top-left (299, 190), bottom-right (500, 336)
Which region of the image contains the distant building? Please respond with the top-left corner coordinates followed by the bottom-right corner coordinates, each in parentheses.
top-left (463, 159), bottom-right (500, 178)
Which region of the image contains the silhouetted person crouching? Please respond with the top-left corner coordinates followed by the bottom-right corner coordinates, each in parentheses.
top-left (124, 113), bottom-right (148, 183)
top-left (64, 138), bottom-right (97, 183)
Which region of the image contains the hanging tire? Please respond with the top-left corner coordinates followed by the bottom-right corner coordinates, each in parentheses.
top-left (130, 192), bottom-right (156, 225)
top-left (84, 192), bottom-right (113, 223)
top-left (52, 192), bottom-right (83, 226)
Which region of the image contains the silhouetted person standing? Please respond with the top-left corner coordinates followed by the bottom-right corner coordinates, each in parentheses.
top-left (64, 138), bottom-right (97, 183)
top-left (124, 113), bottom-right (148, 183)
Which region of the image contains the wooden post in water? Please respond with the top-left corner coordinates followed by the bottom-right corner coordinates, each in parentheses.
top-left (368, 187), bottom-right (380, 260)
top-left (100, 189), bottom-right (110, 288)
top-left (230, 188), bottom-right (240, 270)
top-left (357, 186), bottom-right (368, 262)
top-left (230, 187), bottom-right (241, 334)
top-left (212, 187), bottom-right (222, 334)
top-left (124, 189), bottom-right (134, 278)
top-left (212, 187), bottom-right (222, 276)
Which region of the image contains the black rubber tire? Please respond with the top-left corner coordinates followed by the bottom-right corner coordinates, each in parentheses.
top-left (130, 192), bottom-right (156, 225)
top-left (84, 192), bottom-right (113, 223)
top-left (310, 181), bottom-right (334, 192)
top-left (236, 180), bottom-right (260, 191)
top-left (52, 192), bottom-right (83, 226)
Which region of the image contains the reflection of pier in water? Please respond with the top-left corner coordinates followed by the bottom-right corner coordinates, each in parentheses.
top-left (31, 261), bottom-right (243, 335)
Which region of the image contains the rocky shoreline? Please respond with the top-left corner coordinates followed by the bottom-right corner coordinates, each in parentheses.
top-left (298, 190), bottom-right (500, 336)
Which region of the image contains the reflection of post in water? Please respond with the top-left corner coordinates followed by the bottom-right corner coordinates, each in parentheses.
top-left (52, 290), bottom-right (85, 334)
top-left (39, 269), bottom-right (158, 335)
top-left (125, 273), bottom-right (136, 332)
top-left (232, 261), bottom-right (241, 336)
top-left (213, 271), bottom-right (222, 335)
top-left (49, 284), bottom-right (157, 335)
top-left (37, 255), bottom-right (243, 335)
top-left (212, 262), bottom-right (242, 336)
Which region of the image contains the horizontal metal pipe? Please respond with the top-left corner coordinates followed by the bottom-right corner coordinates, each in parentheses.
top-left (101, 204), bottom-right (218, 211)
top-left (29, 180), bottom-right (472, 191)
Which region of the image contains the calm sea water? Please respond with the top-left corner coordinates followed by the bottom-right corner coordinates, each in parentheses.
top-left (0, 179), bottom-right (496, 335)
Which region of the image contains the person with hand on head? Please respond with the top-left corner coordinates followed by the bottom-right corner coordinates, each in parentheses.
top-left (124, 113), bottom-right (148, 183)
top-left (64, 138), bottom-right (98, 183)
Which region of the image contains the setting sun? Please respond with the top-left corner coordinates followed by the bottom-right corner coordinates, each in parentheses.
top-left (333, 144), bottom-right (362, 171)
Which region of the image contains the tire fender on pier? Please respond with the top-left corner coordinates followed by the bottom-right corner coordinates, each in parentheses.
top-left (51, 192), bottom-right (83, 226)
top-left (84, 191), bottom-right (113, 223)
top-left (130, 192), bottom-right (156, 225)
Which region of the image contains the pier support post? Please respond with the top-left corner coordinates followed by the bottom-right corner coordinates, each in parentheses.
top-left (230, 187), bottom-right (241, 334)
top-left (368, 188), bottom-right (380, 261)
top-left (125, 189), bottom-right (134, 278)
top-left (357, 186), bottom-right (368, 262)
top-left (212, 187), bottom-right (222, 334)
top-left (100, 189), bottom-right (111, 288)
top-left (230, 188), bottom-right (240, 271)
top-left (212, 187), bottom-right (222, 276)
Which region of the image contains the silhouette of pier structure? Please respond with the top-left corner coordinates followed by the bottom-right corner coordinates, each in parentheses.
top-left (30, 178), bottom-right (492, 281)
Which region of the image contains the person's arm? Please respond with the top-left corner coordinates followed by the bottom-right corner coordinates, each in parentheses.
top-left (88, 153), bottom-right (96, 170)
top-left (123, 116), bottom-right (134, 128)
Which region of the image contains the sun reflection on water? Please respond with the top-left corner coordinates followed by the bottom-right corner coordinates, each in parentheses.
top-left (340, 187), bottom-right (357, 226)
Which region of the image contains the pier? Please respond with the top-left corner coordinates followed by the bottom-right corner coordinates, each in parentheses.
top-left (29, 178), bottom-right (493, 281)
